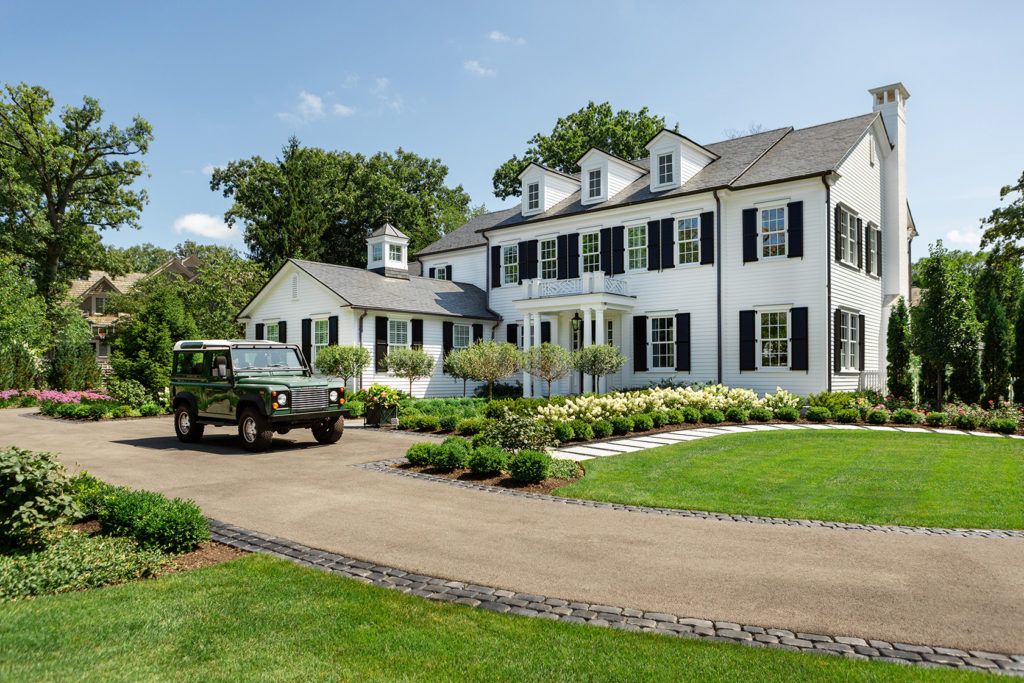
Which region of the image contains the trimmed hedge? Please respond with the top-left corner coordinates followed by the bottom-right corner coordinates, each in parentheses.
top-left (609, 416), bottom-right (634, 435)
top-left (432, 437), bottom-right (472, 470)
top-left (806, 406), bottom-right (831, 423)
top-left (834, 408), bottom-right (861, 424)
top-left (405, 443), bottom-right (437, 467)
top-left (508, 450), bottom-right (552, 484)
top-left (553, 422), bottom-right (575, 443)
top-left (467, 447), bottom-right (509, 476)
top-left (774, 406), bottom-right (799, 422)
top-left (592, 420), bottom-right (613, 439)
top-left (568, 419), bottom-right (594, 441)
top-left (701, 409), bottom-right (724, 424)
top-left (724, 407), bottom-right (748, 424)
top-left (749, 407), bottom-right (773, 422)
top-left (989, 417), bottom-right (1019, 434)
top-left (97, 489), bottom-right (210, 554)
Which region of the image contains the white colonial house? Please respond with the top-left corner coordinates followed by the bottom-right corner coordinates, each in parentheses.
top-left (239, 83), bottom-right (915, 398)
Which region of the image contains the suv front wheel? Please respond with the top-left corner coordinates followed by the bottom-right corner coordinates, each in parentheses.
top-left (312, 417), bottom-right (344, 444)
top-left (238, 408), bottom-right (274, 451)
top-left (174, 405), bottom-right (205, 443)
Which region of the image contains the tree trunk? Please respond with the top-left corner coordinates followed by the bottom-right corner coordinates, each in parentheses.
top-left (462, 379), bottom-right (467, 397)
top-left (488, 381), bottom-right (493, 401)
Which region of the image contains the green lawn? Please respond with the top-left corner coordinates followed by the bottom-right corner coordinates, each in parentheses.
top-left (0, 554), bottom-right (983, 682)
top-left (555, 431), bottom-right (1024, 529)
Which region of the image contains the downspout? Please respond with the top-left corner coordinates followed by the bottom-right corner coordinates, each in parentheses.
top-left (713, 190), bottom-right (723, 385)
top-left (823, 175), bottom-right (833, 392)
top-left (356, 308), bottom-right (369, 392)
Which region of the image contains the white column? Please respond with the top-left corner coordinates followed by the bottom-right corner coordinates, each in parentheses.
top-left (521, 313), bottom-right (533, 398)
top-left (582, 307), bottom-right (593, 393)
top-left (594, 307), bottom-right (606, 394)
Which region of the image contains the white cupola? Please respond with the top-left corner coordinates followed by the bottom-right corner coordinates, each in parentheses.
top-left (644, 129), bottom-right (719, 192)
top-left (576, 148), bottom-right (645, 205)
top-left (367, 222), bottom-right (411, 278)
top-left (518, 163), bottom-right (580, 217)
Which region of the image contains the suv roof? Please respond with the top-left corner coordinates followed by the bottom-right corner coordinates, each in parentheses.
top-left (172, 340), bottom-right (297, 351)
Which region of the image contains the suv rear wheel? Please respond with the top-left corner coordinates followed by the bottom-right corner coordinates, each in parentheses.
top-left (174, 405), bottom-right (205, 443)
top-left (238, 407), bottom-right (273, 451)
top-left (312, 417), bottom-right (344, 444)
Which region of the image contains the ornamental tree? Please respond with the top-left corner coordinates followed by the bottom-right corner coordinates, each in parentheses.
top-left (885, 297), bottom-right (913, 400)
top-left (522, 343), bottom-right (573, 397)
top-left (571, 344), bottom-right (627, 393)
top-left (384, 347), bottom-right (435, 395)
top-left (314, 345), bottom-right (370, 392)
top-left (444, 348), bottom-right (473, 397)
top-left (459, 340), bottom-right (522, 400)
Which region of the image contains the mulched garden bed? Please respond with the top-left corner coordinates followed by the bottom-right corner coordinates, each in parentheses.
top-left (393, 462), bottom-right (581, 494)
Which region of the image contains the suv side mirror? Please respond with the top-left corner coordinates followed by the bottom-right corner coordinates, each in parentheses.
top-left (214, 356), bottom-right (229, 379)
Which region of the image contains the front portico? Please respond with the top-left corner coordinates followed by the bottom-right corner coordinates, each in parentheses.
top-left (513, 272), bottom-right (635, 397)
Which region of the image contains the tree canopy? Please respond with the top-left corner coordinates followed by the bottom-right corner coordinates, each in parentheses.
top-left (491, 102), bottom-right (673, 199)
top-left (211, 138), bottom-right (472, 271)
top-left (979, 170), bottom-right (1024, 258)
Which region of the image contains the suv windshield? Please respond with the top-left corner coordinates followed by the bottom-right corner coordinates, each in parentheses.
top-left (232, 347), bottom-right (306, 371)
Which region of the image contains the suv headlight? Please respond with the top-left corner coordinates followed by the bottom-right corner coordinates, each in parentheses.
top-left (329, 389), bottom-right (339, 403)
top-left (272, 390), bottom-right (289, 409)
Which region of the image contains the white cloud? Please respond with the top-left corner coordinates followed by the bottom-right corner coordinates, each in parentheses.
top-left (297, 90), bottom-right (324, 119)
top-left (945, 227), bottom-right (982, 249)
top-left (372, 77), bottom-right (405, 111)
top-left (276, 90), bottom-right (354, 124)
top-left (332, 103), bottom-right (355, 117)
top-left (488, 30), bottom-right (524, 44)
top-left (463, 60), bottom-right (496, 78)
top-left (173, 213), bottom-right (235, 241)
top-left (201, 163), bottom-right (216, 176)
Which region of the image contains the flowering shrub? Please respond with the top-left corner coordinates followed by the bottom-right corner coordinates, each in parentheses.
top-left (761, 388), bottom-right (801, 412)
top-left (0, 389), bottom-right (112, 407)
top-left (536, 384), bottom-right (772, 422)
top-left (363, 384), bottom-right (403, 410)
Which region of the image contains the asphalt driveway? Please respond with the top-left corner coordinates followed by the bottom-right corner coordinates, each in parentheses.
top-left (3, 407), bottom-right (1023, 654)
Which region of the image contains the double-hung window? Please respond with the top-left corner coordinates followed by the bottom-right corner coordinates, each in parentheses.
top-left (677, 216), bottom-right (699, 265)
top-left (371, 243), bottom-right (383, 262)
top-left (839, 311), bottom-right (860, 371)
top-left (502, 245), bottom-right (519, 285)
top-left (453, 323), bottom-right (471, 350)
top-left (657, 153), bottom-right (674, 185)
top-left (539, 238), bottom-right (557, 279)
top-left (527, 182), bottom-right (540, 211)
top-left (761, 207), bottom-right (786, 258)
top-left (650, 316), bottom-right (675, 369)
top-left (606, 319), bottom-right (614, 347)
top-left (838, 207), bottom-right (859, 266)
top-left (588, 169), bottom-right (602, 199)
top-left (389, 244), bottom-right (403, 262)
top-left (581, 232), bottom-right (601, 273)
top-left (627, 225), bottom-right (647, 270)
top-left (313, 319), bottom-right (329, 362)
top-left (434, 266), bottom-right (449, 280)
top-left (866, 227), bottom-right (877, 275)
top-left (93, 296), bottom-right (107, 315)
top-left (760, 311), bottom-right (789, 368)
top-left (265, 322), bottom-right (279, 342)
top-left (388, 319), bottom-right (409, 348)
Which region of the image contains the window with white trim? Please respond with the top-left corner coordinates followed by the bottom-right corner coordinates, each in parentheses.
top-left (93, 296), bottom-right (107, 315)
top-left (540, 238), bottom-right (557, 279)
top-left (388, 319), bottom-right (409, 348)
top-left (371, 243), bottom-right (383, 262)
top-left (313, 319), bottom-right (329, 362)
top-left (677, 216), bottom-right (699, 265)
top-left (866, 227), bottom-right (877, 275)
top-left (527, 182), bottom-right (540, 211)
top-left (627, 225), bottom-right (647, 270)
top-left (502, 245), bottom-right (519, 285)
top-left (759, 311), bottom-right (788, 368)
top-left (761, 207), bottom-right (786, 258)
top-left (588, 169), bottom-right (602, 199)
top-left (265, 322), bottom-right (279, 342)
top-left (657, 153), bottom-right (674, 185)
top-left (389, 244), bottom-right (403, 262)
top-left (650, 316), bottom-right (675, 369)
top-left (453, 323), bottom-right (471, 349)
top-left (839, 207), bottom-right (859, 267)
top-left (433, 266), bottom-right (449, 280)
top-left (581, 232), bottom-right (600, 273)
top-left (839, 310), bottom-right (860, 371)
top-left (606, 319), bottom-right (614, 347)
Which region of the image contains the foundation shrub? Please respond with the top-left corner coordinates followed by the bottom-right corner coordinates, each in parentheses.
top-left (97, 489), bottom-right (209, 554)
top-left (508, 450), bottom-right (552, 484)
top-left (834, 408), bottom-right (861, 424)
top-left (632, 413), bottom-right (654, 432)
top-left (805, 406), bottom-right (831, 423)
top-left (552, 422), bottom-right (575, 443)
top-left (749, 407), bottom-right (773, 422)
top-left (569, 420), bottom-right (594, 441)
top-left (865, 409), bottom-right (889, 425)
top-left (700, 409), bottom-right (724, 424)
top-left (724, 407), bottom-right (748, 424)
top-left (591, 420), bottom-right (614, 439)
top-left (774, 406), bottom-right (799, 422)
top-left (467, 447), bottom-right (510, 476)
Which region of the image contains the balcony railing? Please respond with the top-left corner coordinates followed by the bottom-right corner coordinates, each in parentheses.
top-left (524, 272), bottom-right (629, 299)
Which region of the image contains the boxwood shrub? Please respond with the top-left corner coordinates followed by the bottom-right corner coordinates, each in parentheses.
top-left (724, 407), bottom-right (748, 424)
top-left (467, 447), bottom-right (509, 476)
top-left (663, 409), bottom-right (686, 426)
top-left (438, 414), bottom-right (459, 432)
top-left (632, 413), bottom-right (654, 432)
top-left (988, 417), bottom-right (1019, 434)
top-left (866, 409), bottom-right (889, 425)
top-left (609, 416), bottom-right (635, 435)
top-left (925, 411), bottom-right (948, 427)
top-left (953, 412), bottom-right (982, 430)
top-left (891, 408), bottom-right (921, 425)
top-left (508, 450), bottom-right (552, 484)
top-left (399, 414), bottom-right (421, 430)
top-left (701, 409), bottom-right (725, 424)
top-left (835, 408), bottom-right (861, 424)
top-left (592, 420), bottom-right (613, 439)
top-left (97, 488), bottom-right (210, 554)
top-left (649, 411), bottom-right (668, 428)
top-left (774, 406), bottom-right (799, 422)
top-left (405, 443), bottom-right (437, 467)
top-left (569, 420), bottom-right (594, 441)
top-left (417, 415), bottom-right (441, 432)
top-left (680, 407), bottom-right (701, 424)
top-left (553, 422), bottom-right (575, 443)
top-left (805, 406), bottom-right (831, 423)
top-left (455, 417), bottom-right (488, 436)
top-left (749, 407), bottom-right (773, 422)
top-left (431, 437), bottom-right (472, 470)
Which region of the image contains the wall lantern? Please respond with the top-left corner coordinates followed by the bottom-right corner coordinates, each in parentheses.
top-left (571, 312), bottom-right (582, 333)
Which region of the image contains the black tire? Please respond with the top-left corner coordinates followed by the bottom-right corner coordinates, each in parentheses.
top-left (311, 417), bottom-right (344, 444)
top-left (238, 408), bottom-right (274, 452)
top-left (174, 405), bottom-right (205, 443)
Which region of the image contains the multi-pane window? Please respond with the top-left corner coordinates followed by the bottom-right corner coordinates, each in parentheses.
top-left (761, 207), bottom-right (786, 258)
top-left (657, 153), bottom-right (674, 185)
top-left (866, 227), bottom-right (877, 275)
top-left (372, 243), bottom-right (383, 262)
top-left (93, 296), bottom-right (107, 314)
top-left (434, 266), bottom-right (449, 280)
top-left (389, 244), bottom-right (403, 262)
top-left (581, 232), bottom-right (601, 273)
top-left (313, 319), bottom-right (329, 363)
top-left (651, 317), bottom-right (675, 369)
top-left (503, 245), bottom-right (519, 285)
top-left (388, 319), bottom-right (409, 348)
top-left (265, 322), bottom-right (279, 342)
top-left (588, 169), bottom-right (602, 198)
top-left (540, 238), bottom-right (557, 279)
top-left (606, 319), bottom-right (614, 347)
top-left (839, 311), bottom-right (860, 371)
top-left (677, 216), bottom-right (699, 264)
top-left (760, 311), bottom-right (789, 368)
top-left (627, 225), bottom-right (647, 270)
top-left (453, 323), bottom-right (471, 349)
top-left (527, 182), bottom-right (540, 211)
top-left (838, 207), bottom-right (859, 266)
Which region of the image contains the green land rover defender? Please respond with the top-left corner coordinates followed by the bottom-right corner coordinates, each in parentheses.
top-left (170, 340), bottom-right (346, 451)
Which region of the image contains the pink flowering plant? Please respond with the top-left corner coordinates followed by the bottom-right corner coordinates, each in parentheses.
top-left (363, 384), bottom-right (403, 410)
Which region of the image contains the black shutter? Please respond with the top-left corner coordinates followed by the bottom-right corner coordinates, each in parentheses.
top-left (876, 228), bottom-right (883, 277)
top-left (472, 323), bottom-right (483, 342)
top-left (567, 233), bottom-right (580, 279)
top-left (541, 321), bottom-right (551, 344)
top-left (526, 240), bottom-right (538, 280)
top-left (834, 205), bottom-right (844, 262)
top-left (301, 319), bottom-right (312, 366)
top-left (858, 314), bottom-right (866, 371)
top-left (865, 230), bottom-right (873, 275)
top-left (278, 321), bottom-right (287, 343)
top-left (254, 323), bottom-right (264, 340)
top-left (490, 246), bottom-right (502, 288)
top-left (328, 316), bottom-right (339, 345)
top-left (633, 315), bottom-right (648, 371)
top-left (790, 307), bottom-right (808, 371)
top-left (742, 208), bottom-right (758, 263)
top-left (556, 235), bottom-right (569, 279)
top-left (674, 313), bottom-right (690, 372)
top-left (600, 227), bottom-right (612, 275)
top-left (699, 211), bottom-right (714, 265)
top-left (660, 217), bottom-right (675, 270)
top-left (506, 323), bottom-right (518, 346)
top-left (833, 309), bottom-right (842, 374)
top-left (411, 319), bottom-right (423, 350)
top-left (375, 316), bottom-right (389, 372)
top-left (612, 226), bottom-right (625, 274)
top-left (428, 267), bottom-right (436, 279)
top-left (787, 201), bottom-right (803, 258)
top-left (445, 264), bottom-right (453, 280)
top-left (647, 220), bottom-right (661, 271)
top-left (442, 321), bottom-right (454, 358)
top-left (856, 218), bottom-right (864, 269)
top-left (739, 310), bottom-right (756, 371)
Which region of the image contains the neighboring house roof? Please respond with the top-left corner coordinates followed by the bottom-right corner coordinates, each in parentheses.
top-left (415, 207), bottom-right (520, 257)
top-left (287, 259), bottom-right (498, 320)
top-left (68, 270), bottom-right (148, 300)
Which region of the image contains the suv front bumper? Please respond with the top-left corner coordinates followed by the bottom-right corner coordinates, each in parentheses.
top-left (269, 408), bottom-right (348, 425)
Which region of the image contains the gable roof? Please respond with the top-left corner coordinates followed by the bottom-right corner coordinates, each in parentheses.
top-left (68, 270), bottom-right (148, 300)
top-left (370, 222), bottom-right (408, 239)
top-left (416, 206), bottom-right (520, 257)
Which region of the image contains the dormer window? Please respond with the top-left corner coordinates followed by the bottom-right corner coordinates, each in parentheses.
top-left (588, 169), bottom-right (602, 199)
top-left (372, 243), bottom-right (383, 262)
top-left (657, 153), bottom-right (674, 186)
top-left (527, 182), bottom-right (540, 211)
top-left (389, 244), bottom-right (403, 262)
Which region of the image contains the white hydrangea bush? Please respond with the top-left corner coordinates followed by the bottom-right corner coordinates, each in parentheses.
top-left (761, 387), bottom-right (802, 412)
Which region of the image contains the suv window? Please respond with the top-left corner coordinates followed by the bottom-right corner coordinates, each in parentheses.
top-left (174, 351), bottom-right (207, 378)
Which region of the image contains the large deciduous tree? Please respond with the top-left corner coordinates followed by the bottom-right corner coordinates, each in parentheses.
top-left (979, 170), bottom-right (1024, 258)
top-left (491, 102), bottom-right (672, 199)
top-left (0, 83), bottom-right (152, 309)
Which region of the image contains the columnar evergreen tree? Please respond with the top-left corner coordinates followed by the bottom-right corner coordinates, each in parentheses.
top-left (885, 297), bottom-right (913, 399)
top-left (1014, 290), bottom-right (1024, 400)
top-left (979, 288), bottom-right (1013, 401)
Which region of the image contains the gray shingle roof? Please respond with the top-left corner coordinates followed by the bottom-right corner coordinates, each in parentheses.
top-left (370, 222), bottom-right (408, 239)
top-left (290, 259), bottom-right (497, 320)
top-left (415, 206), bottom-right (519, 256)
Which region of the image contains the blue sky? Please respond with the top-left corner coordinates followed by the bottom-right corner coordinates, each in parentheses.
top-left (2, 0), bottom-right (1021, 257)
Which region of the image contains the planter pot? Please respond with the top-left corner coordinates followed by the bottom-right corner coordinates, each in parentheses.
top-left (365, 404), bottom-right (398, 427)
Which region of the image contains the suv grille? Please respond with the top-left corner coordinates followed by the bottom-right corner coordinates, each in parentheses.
top-left (290, 388), bottom-right (329, 411)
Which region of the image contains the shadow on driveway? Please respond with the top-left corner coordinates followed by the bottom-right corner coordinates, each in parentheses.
top-left (111, 433), bottom-right (326, 455)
